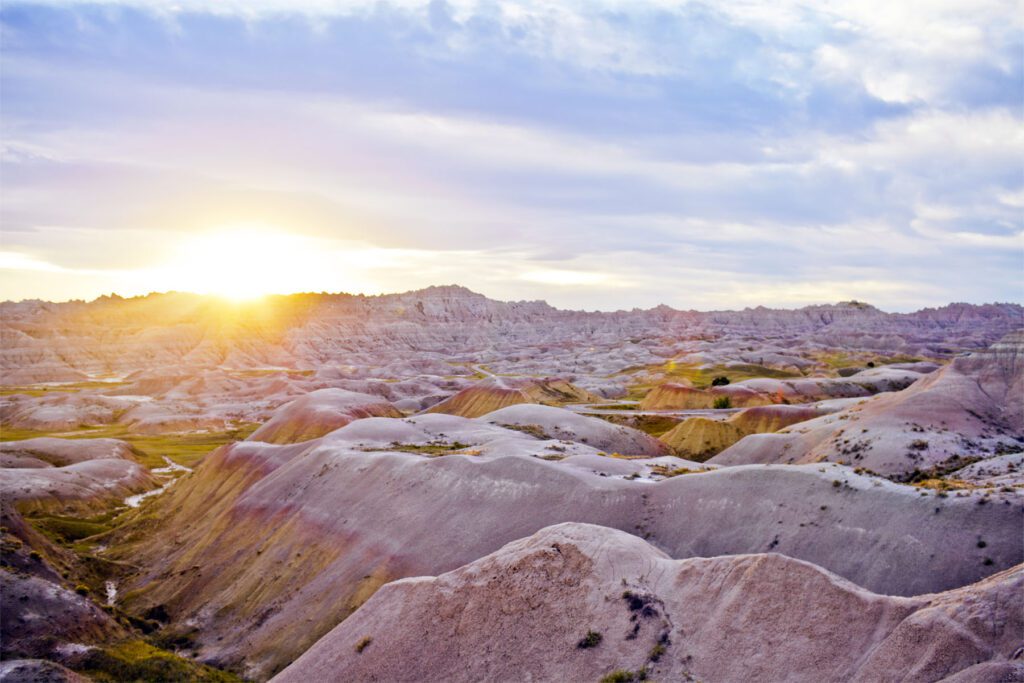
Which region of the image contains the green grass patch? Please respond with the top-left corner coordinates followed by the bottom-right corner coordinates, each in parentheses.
top-left (0, 423), bottom-right (260, 468)
top-left (815, 351), bottom-right (926, 371)
top-left (114, 426), bottom-right (259, 468)
top-left (28, 514), bottom-right (115, 544)
top-left (0, 426), bottom-right (63, 441)
top-left (593, 413), bottom-right (680, 437)
top-left (227, 368), bottom-right (314, 378)
top-left (0, 380), bottom-right (127, 398)
top-left (624, 361), bottom-right (800, 399)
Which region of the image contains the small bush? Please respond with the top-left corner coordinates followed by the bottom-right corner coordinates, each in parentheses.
top-left (600, 671), bottom-right (638, 683)
top-left (977, 540), bottom-right (987, 548)
top-left (832, 480), bottom-right (841, 488)
top-left (354, 636), bottom-right (372, 653)
top-left (710, 376), bottom-right (730, 386)
top-left (648, 642), bottom-right (666, 662)
top-left (577, 630), bottom-right (603, 649)
top-left (75, 584), bottom-right (90, 595)
top-left (712, 396), bottom-right (732, 409)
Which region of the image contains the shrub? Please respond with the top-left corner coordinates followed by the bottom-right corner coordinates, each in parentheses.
top-left (355, 636), bottom-right (372, 653)
top-left (710, 376), bottom-right (730, 386)
top-left (600, 671), bottom-right (638, 683)
top-left (712, 396), bottom-right (732, 409)
top-left (75, 584), bottom-right (90, 595)
top-left (577, 630), bottom-right (603, 649)
top-left (866, 361), bottom-right (876, 368)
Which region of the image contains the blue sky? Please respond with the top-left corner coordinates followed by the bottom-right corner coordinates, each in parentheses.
top-left (1, 0), bottom-right (1021, 310)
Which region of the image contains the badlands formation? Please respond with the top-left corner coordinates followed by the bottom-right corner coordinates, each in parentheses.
top-left (0, 287), bottom-right (1022, 682)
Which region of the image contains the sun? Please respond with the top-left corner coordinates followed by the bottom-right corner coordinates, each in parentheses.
top-left (171, 225), bottom-right (322, 300)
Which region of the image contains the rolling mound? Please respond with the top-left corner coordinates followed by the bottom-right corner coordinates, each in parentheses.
top-left (481, 404), bottom-right (669, 456)
top-left (0, 437), bottom-right (142, 468)
top-left (110, 417), bottom-right (1022, 678)
top-left (1, 459), bottom-right (155, 515)
top-left (728, 404), bottom-right (828, 432)
top-left (426, 377), bottom-right (600, 418)
top-left (274, 523), bottom-right (1024, 683)
top-left (0, 393), bottom-right (125, 431)
top-left (247, 388), bottom-right (402, 444)
top-left (712, 332), bottom-right (1024, 477)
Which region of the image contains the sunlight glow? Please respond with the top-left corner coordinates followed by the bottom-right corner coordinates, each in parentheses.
top-left (169, 226), bottom-right (329, 300)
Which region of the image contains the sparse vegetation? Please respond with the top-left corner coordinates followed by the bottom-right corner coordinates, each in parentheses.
top-left (710, 376), bottom-right (730, 386)
top-left (623, 361), bottom-right (798, 399)
top-left (601, 670), bottom-right (641, 683)
top-left (712, 396), bottom-right (732, 409)
top-left (30, 514), bottom-right (113, 543)
top-left (379, 441), bottom-right (479, 456)
top-left (78, 639), bottom-right (239, 682)
top-left (651, 464), bottom-right (696, 478)
top-left (0, 423), bottom-right (260, 468)
top-left (577, 629), bottom-right (603, 649)
top-left (498, 423), bottom-right (551, 440)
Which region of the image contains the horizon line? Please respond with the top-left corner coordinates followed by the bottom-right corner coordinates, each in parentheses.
top-left (3, 285), bottom-right (1022, 317)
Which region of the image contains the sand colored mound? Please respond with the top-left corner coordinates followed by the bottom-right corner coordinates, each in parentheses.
top-left (713, 332), bottom-right (1024, 477)
top-left (728, 404), bottom-right (826, 432)
top-left (248, 388), bottom-right (402, 444)
top-left (481, 404), bottom-right (669, 456)
top-left (661, 404), bottom-right (834, 459)
top-left (274, 523), bottom-right (1024, 683)
top-left (110, 420), bottom-right (1022, 678)
top-left (0, 437), bottom-right (141, 469)
top-left (426, 377), bottom-right (600, 418)
top-left (658, 417), bottom-right (747, 459)
top-left (639, 382), bottom-right (771, 410)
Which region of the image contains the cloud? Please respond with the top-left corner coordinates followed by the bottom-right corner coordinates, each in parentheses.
top-left (0, 0), bottom-right (1020, 310)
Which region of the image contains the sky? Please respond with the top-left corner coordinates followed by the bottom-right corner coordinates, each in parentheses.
top-left (0, 0), bottom-right (1022, 311)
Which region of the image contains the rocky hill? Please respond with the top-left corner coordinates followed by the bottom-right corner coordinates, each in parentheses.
top-left (3, 288), bottom-right (1020, 384)
top-left (274, 523), bottom-right (1024, 683)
